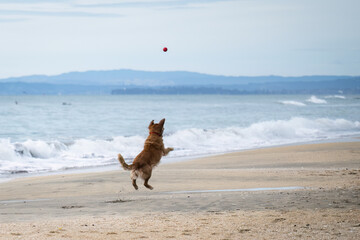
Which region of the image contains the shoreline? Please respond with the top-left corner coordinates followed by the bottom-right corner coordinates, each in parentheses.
top-left (2, 135), bottom-right (360, 184)
top-left (0, 141), bottom-right (359, 239)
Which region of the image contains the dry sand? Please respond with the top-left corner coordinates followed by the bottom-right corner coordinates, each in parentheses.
top-left (0, 142), bottom-right (359, 239)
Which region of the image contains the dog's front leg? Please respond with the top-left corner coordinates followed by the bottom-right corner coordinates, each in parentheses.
top-left (163, 147), bottom-right (174, 156)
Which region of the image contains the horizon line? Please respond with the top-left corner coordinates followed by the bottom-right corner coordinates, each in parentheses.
top-left (1, 68), bottom-right (359, 80)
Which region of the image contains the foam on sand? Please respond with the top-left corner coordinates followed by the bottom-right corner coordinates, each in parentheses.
top-left (166, 186), bottom-right (305, 194)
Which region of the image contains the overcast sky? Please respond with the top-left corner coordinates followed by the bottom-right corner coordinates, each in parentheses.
top-left (0, 0), bottom-right (359, 78)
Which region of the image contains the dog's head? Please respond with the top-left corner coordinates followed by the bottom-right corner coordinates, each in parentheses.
top-left (148, 118), bottom-right (165, 136)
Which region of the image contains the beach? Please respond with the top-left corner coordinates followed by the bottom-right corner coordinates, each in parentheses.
top-left (0, 142), bottom-right (359, 239)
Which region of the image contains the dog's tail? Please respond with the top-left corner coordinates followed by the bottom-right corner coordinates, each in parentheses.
top-left (118, 154), bottom-right (133, 171)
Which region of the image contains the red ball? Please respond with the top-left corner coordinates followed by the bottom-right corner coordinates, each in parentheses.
top-left (163, 47), bottom-right (168, 52)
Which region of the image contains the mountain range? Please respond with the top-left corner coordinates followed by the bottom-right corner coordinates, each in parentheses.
top-left (0, 69), bottom-right (359, 95)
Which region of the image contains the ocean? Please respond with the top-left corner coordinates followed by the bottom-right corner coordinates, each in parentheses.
top-left (0, 94), bottom-right (359, 180)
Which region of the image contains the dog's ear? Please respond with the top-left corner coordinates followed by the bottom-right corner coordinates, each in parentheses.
top-left (148, 120), bottom-right (154, 128)
top-left (159, 118), bottom-right (165, 127)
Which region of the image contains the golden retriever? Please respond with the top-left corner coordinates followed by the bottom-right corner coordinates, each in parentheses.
top-left (118, 118), bottom-right (173, 190)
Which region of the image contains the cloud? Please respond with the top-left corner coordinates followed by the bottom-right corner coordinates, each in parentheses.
top-left (0, 0), bottom-right (60, 2)
top-left (0, 1), bottom-right (123, 19)
top-left (0, 0), bottom-right (237, 20)
top-left (0, 9), bottom-right (122, 18)
top-left (75, 0), bottom-right (236, 9)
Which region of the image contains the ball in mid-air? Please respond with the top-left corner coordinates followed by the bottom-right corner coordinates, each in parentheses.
top-left (163, 47), bottom-right (168, 52)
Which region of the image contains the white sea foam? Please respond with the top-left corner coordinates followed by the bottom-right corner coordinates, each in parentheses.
top-left (279, 100), bottom-right (306, 106)
top-left (325, 95), bottom-right (346, 99)
top-left (306, 96), bottom-right (327, 104)
top-left (1, 117), bottom-right (359, 175)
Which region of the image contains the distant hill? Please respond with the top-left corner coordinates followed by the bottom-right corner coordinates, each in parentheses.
top-left (0, 69), bottom-right (359, 95)
top-left (0, 69), bottom-right (354, 86)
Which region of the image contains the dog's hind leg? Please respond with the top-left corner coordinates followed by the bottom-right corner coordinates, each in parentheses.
top-left (142, 167), bottom-right (153, 190)
top-left (130, 170), bottom-right (139, 190)
top-left (132, 179), bottom-right (138, 190)
top-left (144, 178), bottom-right (153, 190)
top-left (144, 177), bottom-right (153, 190)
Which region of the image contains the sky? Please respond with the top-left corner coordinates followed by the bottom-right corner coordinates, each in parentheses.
top-left (0, 0), bottom-right (359, 78)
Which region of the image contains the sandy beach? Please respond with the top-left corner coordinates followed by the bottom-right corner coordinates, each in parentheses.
top-left (0, 142), bottom-right (359, 239)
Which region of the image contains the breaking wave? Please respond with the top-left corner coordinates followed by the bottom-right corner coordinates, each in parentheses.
top-left (279, 100), bottom-right (306, 106)
top-left (307, 95), bottom-right (327, 104)
top-left (325, 95), bottom-right (346, 99)
top-left (1, 117), bottom-right (359, 175)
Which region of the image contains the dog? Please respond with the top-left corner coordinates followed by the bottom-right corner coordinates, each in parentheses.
top-left (118, 118), bottom-right (173, 190)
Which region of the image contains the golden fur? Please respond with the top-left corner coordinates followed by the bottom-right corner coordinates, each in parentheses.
top-left (118, 118), bottom-right (173, 190)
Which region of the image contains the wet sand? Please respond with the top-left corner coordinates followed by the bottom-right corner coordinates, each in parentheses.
top-left (0, 142), bottom-right (359, 239)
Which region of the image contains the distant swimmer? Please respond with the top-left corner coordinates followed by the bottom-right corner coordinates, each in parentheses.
top-left (15, 101), bottom-right (18, 105)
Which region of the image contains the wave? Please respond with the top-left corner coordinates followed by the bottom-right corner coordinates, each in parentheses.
top-left (325, 95), bottom-right (346, 99)
top-left (279, 100), bottom-right (306, 106)
top-left (1, 117), bottom-right (359, 175)
top-left (307, 95), bottom-right (327, 104)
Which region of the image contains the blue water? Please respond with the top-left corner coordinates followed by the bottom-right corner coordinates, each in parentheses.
top-left (0, 94), bottom-right (359, 178)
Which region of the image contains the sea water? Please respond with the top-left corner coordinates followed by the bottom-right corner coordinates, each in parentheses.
top-left (0, 94), bottom-right (359, 179)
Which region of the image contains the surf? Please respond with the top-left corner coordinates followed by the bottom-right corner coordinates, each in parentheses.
top-left (1, 117), bottom-right (359, 176)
